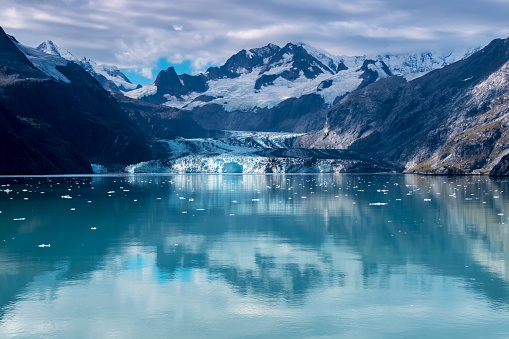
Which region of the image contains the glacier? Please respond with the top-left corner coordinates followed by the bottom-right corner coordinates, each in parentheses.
top-left (122, 132), bottom-right (400, 174)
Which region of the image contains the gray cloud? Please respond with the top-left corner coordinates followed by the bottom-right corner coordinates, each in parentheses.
top-left (2, 0), bottom-right (509, 76)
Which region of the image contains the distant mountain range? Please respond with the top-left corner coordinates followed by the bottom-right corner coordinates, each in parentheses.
top-left (125, 42), bottom-right (476, 132)
top-left (1, 25), bottom-right (509, 175)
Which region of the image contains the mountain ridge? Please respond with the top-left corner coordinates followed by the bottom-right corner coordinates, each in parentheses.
top-left (3, 25), bottom-right (509, 175)
top-left (299, 37), bottom-right (509, 174)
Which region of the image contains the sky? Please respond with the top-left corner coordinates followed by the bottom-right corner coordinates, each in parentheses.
top-left (2, 0), bottom-right (509, 85)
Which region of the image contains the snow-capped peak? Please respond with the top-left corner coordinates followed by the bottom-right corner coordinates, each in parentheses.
top-left (35, 40), bottom-right (137, 92)
top-left (36, 40), bottom-right (60, 56)
top-left (299, 43), bottom-right (344, 73)
top-left (36, 40), bottom-right (77, 61)
top-left (14, 40), bottom-right (71, 83)
top-left (129, 42), bottom-right (479, 113)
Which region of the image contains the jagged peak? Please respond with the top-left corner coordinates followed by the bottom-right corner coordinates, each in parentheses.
top-left (36, 40), bottom-right (61, 57)
top-left (247, 43), bottom-right (280, 58)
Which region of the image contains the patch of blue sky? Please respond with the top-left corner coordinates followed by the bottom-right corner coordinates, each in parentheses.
top-left (121, 58), bottom-right (194, 86)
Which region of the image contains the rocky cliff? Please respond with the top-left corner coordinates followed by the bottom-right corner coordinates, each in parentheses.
top-left (0, 27), bottom-right (152, 174)
top-left (300, 38), bottom-right (509, 174)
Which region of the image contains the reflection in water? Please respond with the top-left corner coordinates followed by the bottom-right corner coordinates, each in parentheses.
top-left (1, 174), bottom-right (509, 338)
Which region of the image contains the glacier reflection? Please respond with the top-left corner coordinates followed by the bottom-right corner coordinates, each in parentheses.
top-left (1, 174), bottom-right (509, 337)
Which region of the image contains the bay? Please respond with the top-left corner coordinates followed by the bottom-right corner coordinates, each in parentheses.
top-left (0, 174), bottom-right (509, 338)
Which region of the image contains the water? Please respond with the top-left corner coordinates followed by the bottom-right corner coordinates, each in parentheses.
top-left (0, 174), bottom-right (509, 338)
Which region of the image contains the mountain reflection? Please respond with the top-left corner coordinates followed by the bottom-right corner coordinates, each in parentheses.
top-left (1, 174), bottom-right (509, 318)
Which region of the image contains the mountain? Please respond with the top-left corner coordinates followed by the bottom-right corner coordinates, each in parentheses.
top-left (5, 26), bottom-right (507, 175)
top-left (35, 40), bottom-right (138, 93)
top-left (298, 38), bottom-right (509, 174)
top-left (0, 27), bottom-right (152, 174)
top-left (126, 42), bottom-right (475, 133)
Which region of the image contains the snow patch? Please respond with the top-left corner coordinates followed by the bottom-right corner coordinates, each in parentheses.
top-left (16, 43), bottom-right (71, 82)
top-left (126, 84), bottom-right (157, 99)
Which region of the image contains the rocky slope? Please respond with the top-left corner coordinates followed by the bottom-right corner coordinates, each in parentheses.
top-left (300, 38), bottom-right (509, 174)
top-left (0, 27), bottom-right (152, 174)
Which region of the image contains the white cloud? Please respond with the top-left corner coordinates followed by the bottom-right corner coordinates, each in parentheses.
top-left (140, 68), bottom-right (153, 79)
top-left (2, 0), bottom-right (509, 77)
top-left (226, 24), bottom-right (295, 40)
top-left (1, 8), bottom-right (27, 29)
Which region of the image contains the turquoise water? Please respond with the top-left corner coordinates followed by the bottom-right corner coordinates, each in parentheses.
top-left (0, 174), bottom-right (509, 338)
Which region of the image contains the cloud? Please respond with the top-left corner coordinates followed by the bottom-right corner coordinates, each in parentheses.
top-left (140, 68), bottom-right (153, 79)
top-left (2, 0), bottom-right (509, 78)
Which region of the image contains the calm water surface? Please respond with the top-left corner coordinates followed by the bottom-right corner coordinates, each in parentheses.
top-left (1, 174), bottom-right (509, 338)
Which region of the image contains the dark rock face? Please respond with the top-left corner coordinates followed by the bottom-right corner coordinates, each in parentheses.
top-left (358, 60), bottom-right (391, 88)
top-left (490, 153), bottom-right (509, 175)
top-left (116, 94), bottom-right (210, 140)
top-left (0, 102), bottom-right (92, 174)
top-left (0, 30), bottom-right (45, 79)
top-left (254, 74), bottom-right (279, 90)
top-left (206, 43), bottom-right (281, 80)
top-left (0, 27), bottom-right (152, 174)
top-left (317, 79), bottom-right (333, 91)
top-left (142, 67), bottom-right (208, 105)
top-left (336, 62), bottom-right (348, 72)
top-left (190, 93), bottom-right (327, 133)
top-left (302, 37), bottom-right (509, 174)
top-left (154, 66), bottom-right (183, 94)
top-left (259, 43), bottom-right (334, 79)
